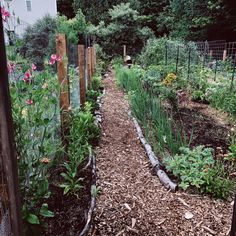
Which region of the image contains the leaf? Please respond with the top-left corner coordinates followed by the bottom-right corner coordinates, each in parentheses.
top-left (40, 204), bottom-right (54, 218)
top-left (26, 214), bottom-right (40, 224)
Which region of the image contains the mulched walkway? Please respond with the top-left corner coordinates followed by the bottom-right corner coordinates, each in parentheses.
top-left (90, 70), bottom-right (233, 236)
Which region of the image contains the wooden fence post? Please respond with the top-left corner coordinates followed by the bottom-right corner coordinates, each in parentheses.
top-left (91, 46), bottom-right (95, 76)
top-left (210, 50), bottom-right (213, 59)
top-left (87, 47), bottom-right (92, 88)
top-left (56, 34), bottom-right (70, 139)
top-left (223, 49), bottom-right (227, 61)
top-left (0, 13), bottom-right (22, 236)
top-left (78, 44), bottom-right (86, 106)
top-left (94, 47), bottom-right (97, 72)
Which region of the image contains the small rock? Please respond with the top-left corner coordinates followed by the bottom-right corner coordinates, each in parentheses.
top-left (185, 211), bottom-right (194, 220)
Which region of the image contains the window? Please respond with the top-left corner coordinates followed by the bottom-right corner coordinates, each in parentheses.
top-left (26, 0), bottom-right (32, 12)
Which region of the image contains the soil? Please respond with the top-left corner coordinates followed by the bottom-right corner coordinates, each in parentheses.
top-left (174, 94), bottom-right (234, 153)
top-left (89, 70), bottom-right (234, 236)
top-left (42, 160), bottom-right (93, 236)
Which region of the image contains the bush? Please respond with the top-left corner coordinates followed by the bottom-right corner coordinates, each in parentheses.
top-left (163, 146), bottom-right (235, 199)
top-left (20, 15), bottom-right (57, 70)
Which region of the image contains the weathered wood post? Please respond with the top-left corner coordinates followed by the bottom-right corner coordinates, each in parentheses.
top-left (78, 44), bottom-right (86, 106)
top-left (0, 12), bottom-right (22, 236)
top-left (56, 34), bottom-right (70, 140)
top-left (94, 46), bottom-right (97, 72)
top-left (91, 46), bottom-right (95, 76)
top-left (87, 47), bottom-right (92, 88)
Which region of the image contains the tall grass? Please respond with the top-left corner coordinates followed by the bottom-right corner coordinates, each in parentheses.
top-left (115, 64), bottom-right (186, 156)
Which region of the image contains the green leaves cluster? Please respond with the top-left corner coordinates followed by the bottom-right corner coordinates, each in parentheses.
top-left (163, 146), bottom-right (235, 199)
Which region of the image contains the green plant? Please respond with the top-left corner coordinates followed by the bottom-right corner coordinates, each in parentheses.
top-left (163, 146), bottom-right (235, 199)
top-left (60, 163), bottom-right (83, 195)
top-left (19, 15), bottom-right (57, 70)
top-left (10, 60), bottom-right (63, 227)
top-left (60, 103), bottom-right (100, 195)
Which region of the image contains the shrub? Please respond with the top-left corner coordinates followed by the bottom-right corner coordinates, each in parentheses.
top-left (20, 15), bottom-right (57, 70)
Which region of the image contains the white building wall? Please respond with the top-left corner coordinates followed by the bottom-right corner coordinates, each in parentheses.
top-left (4, 0), bottom-right (57, 25)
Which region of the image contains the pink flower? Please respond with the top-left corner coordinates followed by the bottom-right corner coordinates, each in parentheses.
top-left (23, 71), bottom-right (31, 83)
top-left (51, 54), bottom-right (57, 60)
top-left (56, 55), bottom-right (62, 62)
top-left (31, 63), bottom-right (36, 71)
top-left (25, 71), bottom-right (31, 79)
top-left (7, 62), bottom-right (15, 73)
top-left (49, 54), bottom-right (62, 65)
top-left (26, 99), bottom-right (33, 105)
top-left (1, 7), bottom-right (10, 22)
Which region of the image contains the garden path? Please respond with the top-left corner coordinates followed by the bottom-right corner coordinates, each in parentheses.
top-left (90, 69), bottom-right (232, 236)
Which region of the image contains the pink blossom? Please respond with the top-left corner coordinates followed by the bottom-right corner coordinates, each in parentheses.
top-left (25, 71), bottom-right (31, 79)
top-left (1, 7), bottom-right (10, 22)
top-left (31, 63), bottom-right (37, 71)
top-left (49, 54), bottom-right (62, 65)
top-left (7, 62), bottom-right (15, 73)
top-left (26, 99), bottom-right (33, 105)
top-left (23, 71), bottom-right (31, 83)
top-left (51, 54), bottom-right (57, 60)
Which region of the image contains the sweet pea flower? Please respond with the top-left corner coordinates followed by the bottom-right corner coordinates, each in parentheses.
top-left (26, 99), bottom-right (33, 105)
top-left (23, 70), bottom-right (31, 83)
top-left (49, 54), bottom-right (62, 65)
top-left (7, 62), bottom-right (15, 73)
top-left (1, 7), bottom-right (10, 22)
top-left (31, 63), bottom-right (37, 71)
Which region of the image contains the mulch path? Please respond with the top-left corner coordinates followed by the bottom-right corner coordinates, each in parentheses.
top-left (90, 70), bottom-right (233, 236)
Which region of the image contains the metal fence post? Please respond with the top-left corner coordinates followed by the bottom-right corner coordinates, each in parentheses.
top-left (187, 47), bottom-right (191, 79)
top-left (0, 11), bottom-right (22, 236)
top-left (165, 42), bottom-right (168, 66)
top-left (214, 60), bottom-right (218, 81)
top-left (230, 55), bottom-right (236, 91)
top-left (176, 46), bottom-right (180, 74)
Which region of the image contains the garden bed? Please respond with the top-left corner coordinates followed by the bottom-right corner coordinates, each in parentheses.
top-left (172, 94), bottom-right (233, 153)
top-left (43, 163), bottom-right (92, 236)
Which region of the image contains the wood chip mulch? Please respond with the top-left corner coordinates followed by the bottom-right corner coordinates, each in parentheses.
top-left (90, 70), bottom-right (233, 236)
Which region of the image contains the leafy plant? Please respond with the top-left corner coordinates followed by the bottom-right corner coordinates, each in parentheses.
top-left (163, 146), bottom-right (235, 199)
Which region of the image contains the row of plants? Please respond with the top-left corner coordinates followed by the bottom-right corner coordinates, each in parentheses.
top-left (138, 38), bottom-right (236, 118)
top-left (8, 51), bottom-right (102, 234)
top-left (114, 63), bottom-right (236, 199)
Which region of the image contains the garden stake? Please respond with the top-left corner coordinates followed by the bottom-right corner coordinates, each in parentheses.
top-left (187, 48), bottom-right (191, 79)
top-left (230, 193), bottom-right (236, 236)
top-left (175, 45), bottom-right (180, 74)
top-left (214, 60), bottom-right (218, 81)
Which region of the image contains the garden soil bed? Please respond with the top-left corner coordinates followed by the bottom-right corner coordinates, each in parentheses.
top-left (90, 70), bottom-right (233, 236)
top-left (173, 94), bottom-right (234, 154)
top-left (43, 164), bottom-right (92, 236)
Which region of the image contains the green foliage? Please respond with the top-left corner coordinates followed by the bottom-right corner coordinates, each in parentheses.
top-left (163, 146), bottom-right (235, 199)
top-left (60, 103), bottom-right (100, 195)
top-left (10, 61), bottom-right (62, 226)
top-left (115, 65), bottom-right (186, 155)
top-left (19, 15), bottom-right (57, 70)
top-left (56, 9), bottom-right (88, 44)
top-left (91, 2), bottom-right (154, 56)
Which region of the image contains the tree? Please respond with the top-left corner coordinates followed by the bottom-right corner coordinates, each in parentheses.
top-left (90, 2), bottom-right (154, 56)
